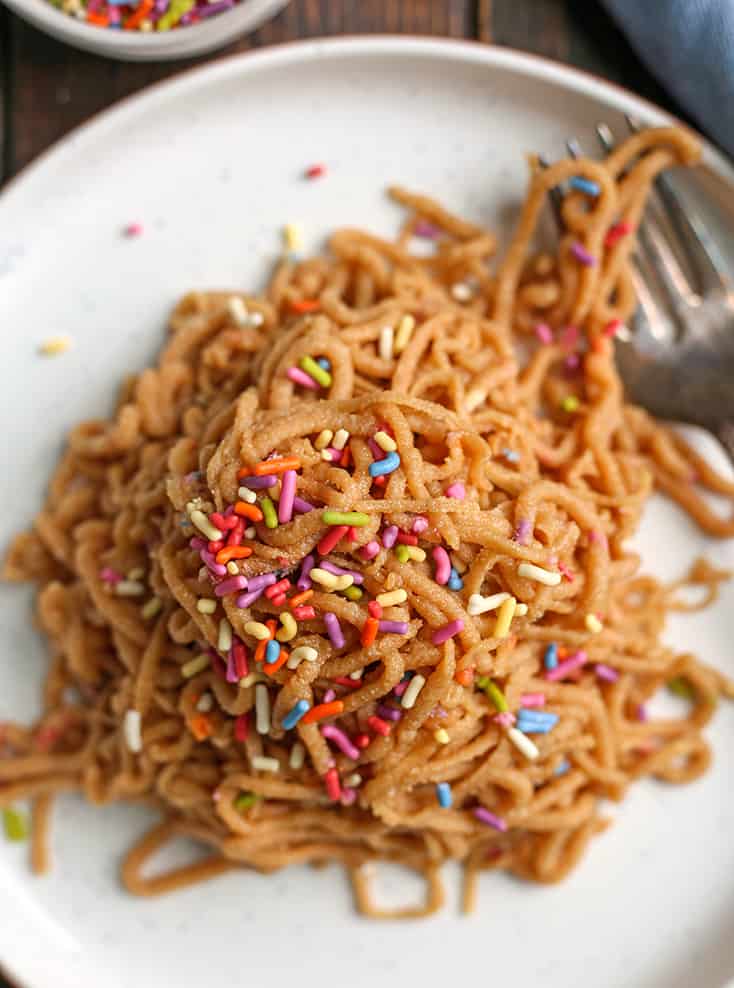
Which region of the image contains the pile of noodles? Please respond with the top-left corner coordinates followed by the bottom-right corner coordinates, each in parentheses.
top-left (3, 126), bottom-right (734, 918)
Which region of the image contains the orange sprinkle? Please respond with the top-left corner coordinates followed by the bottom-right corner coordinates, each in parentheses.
top-left (302, 700), bottom-right (344, 724)
top-left (123, 0), bottom-right (153, 28)
top-left (290, 299), bottom-right (321, 314)
top-left (455, 667), bottom-right (475, 687)
top-left (251, 456), bottom-right (301, 477)
top-left (215, 545), bottom-right (253, 565)
top-left (341, 446), bottom-right (352, 468)
top-left (189, 714), bottom-right (213, 741)
top-left (234, 501), bottom-right (264, 522)
top-left (254, 620), bottom-right (277, 663)
top-left (263, 649), bottom-right (289, 677)
top-left (289, 588), bottom-right (314, 608)
top-left (87, 10), bottom-right (110, 24)
top-left (361, 616), bottom-right (379, 648)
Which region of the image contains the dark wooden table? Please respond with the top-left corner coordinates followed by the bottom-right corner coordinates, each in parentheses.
top-left (0, 0), bottom-right (685, 187)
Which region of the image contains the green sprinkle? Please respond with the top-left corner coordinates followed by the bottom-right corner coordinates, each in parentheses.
top-left (321, 511), bottom-right (370, 526)
top-left (561, 395), bottom-right (580, 413)
top-left (395, 545), bottom-right (410, 563)
top-left (299, 355), bottom-right (332, 389)
top-left (3, 808), bottom-right (27, 842)
top-left (342, 585), bottom-right (363, 602)
top-left (667, 677), bottom-right (693, 699)
top-left (234, 792), bottom-right (259, 812)
top-left (156, 0), bottom-right (194, 30)
top-left (478, 677), bottom-right (508, 712)
top-left (260, 496), bottom-right (278, 529)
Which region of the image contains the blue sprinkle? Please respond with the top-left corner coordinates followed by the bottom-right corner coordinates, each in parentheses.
top-left (516, 721), bottom-right (554, 735)
top-left (502, 448), bottom-right (520, 463)
top-left (554, 759), bottom-right (570, 776)
top-left (436, 782), bottom-right (452, 808)
top-left (281, 699), bottom-right (310, 730)
top-left (369, 451), bottom-right (401, 478)
top-left (544, 642), bottom-right (558, 670)
top-left (316, 357), bottom-right (331, 372)
top-left (568, 176), bottom-right (600, 197)
top-left (517, 709), bottom-right (559, 727)
top-left (265, 639), bottom-right (281, 665)
top-left (447, 567), bottom-right (463, 591)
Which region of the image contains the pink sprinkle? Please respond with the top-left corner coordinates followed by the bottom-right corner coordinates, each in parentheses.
top-left (557, 561), bottom-right (575, 582)
top-left (412, 516), bottom-right (429, 534)
top-left (305, 163), bottom-right (327, 180)
top-left (225, 650), bottom-right (239, 684)
top-left (637, 704), bottom-right (648, 722)
top-left (473, 807), bottom-right (507, 832)
top-left (414, 220), bottom-right (439, 239)
top-left (382, 525), bottom-right (398, 549)
top-left (432, 546), bottom-right (451, 585)
top-left (595, 663), bottom-right (619, 683)
top-left (322, 447), bottom-right (343, 463)
top-left (324, 767), bottom-right (341, 802)
top-left (287, 366), bottom-right (320, 390)
top-left (514, 519), bottom-right (532, 545)
top-left (571, 241), bottom-right (596, 266)
top-left (494, 711), bottom-right (516, 728)
top-left (565, 353), bottom-right (580, 371)
top-left (535, 323), bottom-right (553, 344)
top-left (432, 619), bottom-right (464, 645)
top-left (446, 482), bottom-right (465, 500)
top-left (323, 689), bottom-right (337, 704)
top-left (214, 575), bottom-right (248, 597)
top-left (393, 681), bottom-right (409, 697)
top-left (560, 325), bottom-right (579, 351)
top-left (367, 437), bottom-right (384, 460)
top-left (99, 567), bottom-right (122, 584)
top-left (604, 318), bottom-right (622, 338)
top-left (321, 724), bottom-right (359, 762)
top-left (520, 693), bottom-right (546, 707)
top-left (124, 222), bottom-right (143, 238)
top-left (588, 529), bottom-right (608, 548)
top-left (278, 469), bottom-right (297, 524)
top-left (545, 650), bottom-right (588, 682)
top-left (360, 541), bottom-right (380, 561)
top-left (340, 787), bottom-right (357, 805)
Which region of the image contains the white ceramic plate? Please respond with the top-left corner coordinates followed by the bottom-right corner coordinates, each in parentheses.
top-left (2, 38), bottom-right (734, 988)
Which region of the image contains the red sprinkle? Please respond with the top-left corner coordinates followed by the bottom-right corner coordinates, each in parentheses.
top-left (334, 676), bottom-right (363, 688)
top-left (367, 715), bottom-right (391, 737)
top-left (290, 299), bottom-right (321, 314)
top-left (234, 713), bottom-right (249, 742)
top-left (354, 733), bottom-right (371, 749)
top-left (208, 540), bottom-right (225, 553)
top-left (232, 641), bottom-right (249, 679)
top-left (317, 524), bottom-right (349, 555)
top-left (265, 578), bottom-right (291, 600)
top-left (396, 531), bottom-right (418, 546)
top-left (324, 766), bottom-right (341, 801)
top-left (210, 512), bottom-right (238, 531)
top-left (372, 475), bottom-right (387, 488)
top-left (292, 605), bottom-right (316, 620)
top-left (226, 519), bottom-right (246, 546)
top-left (305, 163), bottom-right (327, 179)
top-left (347, 526), bottom-right (359, 542)
top-left (604, 318), bottom-right (622, 337)
top-left (367, 600), bottom-right (383, 620)
top-left (605, 221), bottom-right (633, 247)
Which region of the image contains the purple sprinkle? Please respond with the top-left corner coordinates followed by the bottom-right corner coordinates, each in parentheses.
top-left (225, 649), bottom-right (239, 683)
top-left (382, 525), bottom-right (398, 549)
top-left (189, 537), bottom-right (207, 551)
top-left (297, 554), bottom-right (315, 590)
top-left (473, 807), bottom-right (507, 832)
top-left (320, 560), bottom-right (364, 585)
top-left (247, 573), bottom-right (277, 593)
top-left (432, 619), bottom-right (464, 645)
top-left (379, 620), bottom-right (409, 635)
top-left (293, 496), bottom-right (315, 514)
top-left (200, 550), bottom-right (226, 577)
top-left (595, 663), bottom-right (619, 683)
top-left (545, 650), bottom-right (588, 682)
top-left (514, 519), bottom-right (532, 545)
top-left (571, 241), bottom-right (597, 266)
top-left (376, 704), bottom-right (403, 722)
top-left (323, 688), bottom-right (337, 704)
top-left (214, 575), bottom-right (248, 597)
top-left (637, 704), bottom-right (648, 722)
top-left (414, 220), bottom-right (439, 239)
top-left (99, 567), bottom-right (122, 584)
top-left (565, 353), bottom-right (581, 371)
top-left (197, 0), bottom-right (233, 14)
top-left (236, 587), bottom-right (266, 609)
top-left (324, 612), bottom-right (345, 649)
top-left (238, 475), bottom-right (277, 490)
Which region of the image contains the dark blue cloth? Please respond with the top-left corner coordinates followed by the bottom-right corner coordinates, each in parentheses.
top-left (603, 0), bottom-right (734, 157)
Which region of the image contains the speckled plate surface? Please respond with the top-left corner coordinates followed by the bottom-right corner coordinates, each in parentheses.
top-left (1, 38), bottom-right (734, 988)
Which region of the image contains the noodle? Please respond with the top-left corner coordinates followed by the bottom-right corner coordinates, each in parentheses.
top-left (3, 126), bottom-right (733, 918)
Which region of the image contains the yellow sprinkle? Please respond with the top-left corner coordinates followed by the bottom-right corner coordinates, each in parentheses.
top-left (276, 612), bottom-right (298, 642)
top-left (245, 621), bottom-right (271, 641)
top-left (493, 595), bottom-right (517, 638)
top-left (241, 671), bottom-right (268, 687)
top-left (374, 430), bottom-right (397, 452)
top-left (226, 561), bottom-right (239, 575)
top-left (288, 645), bottom-right (319, 667)
top-left (218, 618), bottom-right (232, 653)
top-left (333, 575), bottom-right (354, 590)
top-left (515, 602), bottom-right (529, 617)
top-left (115, 580), bottom-right (145, 597)
top-left (405, 546), bottom-right (426, 562)
top-left (289, 741), bottom-right (305, 770)
top-left (38, 335), bottom-right (72, 356)
top-left (182, 654), bottom-right (210, 678)
top-left (141, 597), bottom-right (162, 620)
top-left (394, 314), bottom-right (415, 353)
top-left (189, 509), bottom-right (223, 542)
top-left (376, 588), bottom-right (407, 607)
top-left (561, 395), bottom-right (580, 413)
top-left (283, 223), bottom-right (302, 252)
top-left (310, 568), bottom-right (338, 589)
top-left (196, 598), bottom-right (217, 614)
top-left (314, 429), bottom-right (334, 451)
top-left (585, 613), bottom-right (604, 634)
top-left (127, 567), bottom-right (145, 581)
top-left (434, 728), bottom-right (450, 745)
top-left (227, 296), bottom-right (249, 327)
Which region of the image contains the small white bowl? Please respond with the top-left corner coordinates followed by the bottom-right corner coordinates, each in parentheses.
top-left (0, 0), bottom-right (289, 60)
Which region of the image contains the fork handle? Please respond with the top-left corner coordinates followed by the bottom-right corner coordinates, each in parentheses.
top-left (715, 422), bottom-right (734, 468)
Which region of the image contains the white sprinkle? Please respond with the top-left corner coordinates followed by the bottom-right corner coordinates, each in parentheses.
top-left (378, 325), bottom-right (394, 361)
top-left (464, 388), bottom-right (485, 412)
top-left (141, 597), bottom-right (162, 620)
top-left (226, 561), bottom-right (239, 575)
top-left (182, 654), bottom-right (210, 678)
top-left (314, 429), bottom-right (334, 451)
top-left (349, 667), bottom-right (364, 680)
top-left (196, 693), bottom-right (214, 713)
top-left (251, 755), bottom-right (279, 773)
top-left (227, 296), bottom-right (249, 327)
top-left (218, 618), bottom-right (232, 653)
top-left (344, 773), bottom-right (362, 787)
top-left (255, 683), bottom-right (271, 734)
top-left (189, 509), bottom-right (223, 542)
top-left (507, 727), bottom-right (539, 761)
top-left (401, 674), bottom-right (427, 710)
top-left (116, 580), bottom-right (145, 597)
top-left (237, 486), bottom-right (257, 504)
top-left (451, 281), bottom-right (473, 302)
top-left (39, 335), bottom-right (72, 356)
top-left (288, 645), bottom-right (319, 668)
top-left (517, 562), bottom-right (562, 587)
top-left (467, 591), bottom-right (510, 616)
top-left (515, 602), bottom-right (529, 617)
top-left (585, 613), bottom-right (604, 634)
top-left (289, 741), bottom-right (305, 770)
top-left (248, 311), bottom-right (265, 327)
top-left (123, 710), bottom-right (142, 753)
top-left (332, 428), bottom-right (350, 451)
top-left (374, 430), bottom-right (397, 452)
top-left (196, 598), bottom-right (217, 614)
top-left (376, 588), bottom-right (407, 607)
top-left (244, 526), bottom-right (256, 539)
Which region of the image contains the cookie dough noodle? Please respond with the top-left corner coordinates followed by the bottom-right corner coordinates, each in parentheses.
top-left (3, 126), bottom-right (733, 918)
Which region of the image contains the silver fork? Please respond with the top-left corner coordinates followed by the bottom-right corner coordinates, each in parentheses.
top-left (542, 119), bottom-right (734, 462)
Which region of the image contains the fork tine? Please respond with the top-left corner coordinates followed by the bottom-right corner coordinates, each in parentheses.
top-left (625, 115), bottom-right (730, 296)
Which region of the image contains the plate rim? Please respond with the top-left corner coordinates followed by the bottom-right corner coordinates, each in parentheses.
top-left (2, 34), bottom-right (734, 988)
